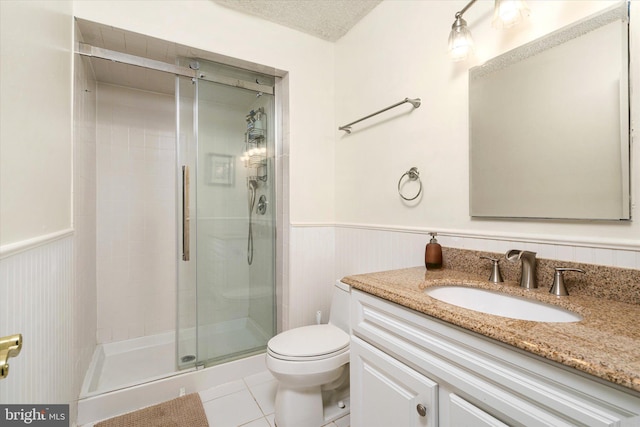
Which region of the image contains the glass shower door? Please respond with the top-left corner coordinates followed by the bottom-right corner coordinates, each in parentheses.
top-left (177, 75), bottom-right (197, 370)
top-left (178, 74), bottom-right (276, 368)
top-left (196, 79), bottom-right (276, 365)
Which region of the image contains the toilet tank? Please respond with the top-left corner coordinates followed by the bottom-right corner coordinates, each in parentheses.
top-left (328, 281), bottom-right (351, 334)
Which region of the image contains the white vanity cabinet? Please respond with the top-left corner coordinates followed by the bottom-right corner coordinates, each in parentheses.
top-left (351, 336), bottom-right (437, 426)
top-left (350, 289), bottom-right (640, 427)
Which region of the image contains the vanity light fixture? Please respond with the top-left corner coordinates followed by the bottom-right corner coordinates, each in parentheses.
top-left (493, 0), bottom-right (530, 28)
top-left (448, 0), bottom-right (530, 61)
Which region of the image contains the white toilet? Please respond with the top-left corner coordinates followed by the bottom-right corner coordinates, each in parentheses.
top-left (266, 281), bottom-right (351, 427)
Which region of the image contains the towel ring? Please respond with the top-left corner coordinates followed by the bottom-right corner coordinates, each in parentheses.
top-left (398, 167), bottom-right (422, 201)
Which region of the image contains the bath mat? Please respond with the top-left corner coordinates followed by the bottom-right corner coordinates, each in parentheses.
top-left (95, 393), bottom-right (209, 427)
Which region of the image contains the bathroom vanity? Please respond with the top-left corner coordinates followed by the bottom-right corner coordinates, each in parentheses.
top-left (344, 267), bottom-right (640, 426)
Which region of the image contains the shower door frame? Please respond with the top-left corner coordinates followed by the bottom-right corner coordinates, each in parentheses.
top-left (178, 70), bottom-right (280, 370)
top-left (77, 40), bottom-right (288, 373)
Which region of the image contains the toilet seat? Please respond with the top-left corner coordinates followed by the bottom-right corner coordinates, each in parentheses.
top-left (267, 324), bottom-right (349, 361)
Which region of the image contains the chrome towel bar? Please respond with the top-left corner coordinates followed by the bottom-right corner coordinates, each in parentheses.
top-left (339, 97), bottom-right (421, 134)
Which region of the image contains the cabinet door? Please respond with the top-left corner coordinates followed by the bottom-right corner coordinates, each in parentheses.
top-left (448, 394), bottom-right (509, 427)
top-left (351, 337), bottom-right (438, 427)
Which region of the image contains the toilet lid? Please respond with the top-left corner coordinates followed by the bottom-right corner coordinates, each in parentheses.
top-left (268, 325), bottom-right (349, 359)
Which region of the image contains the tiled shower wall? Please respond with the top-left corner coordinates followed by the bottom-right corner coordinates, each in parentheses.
top-left (287, 225), bottom-right (640, 329)
top-left (96, 83), bottom-right (176, 344)
top-left (72, 49), bottom-right (97, 405)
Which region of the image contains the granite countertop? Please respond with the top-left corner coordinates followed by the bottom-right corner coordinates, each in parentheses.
top-left (342, 266), bottom-right (640, 393)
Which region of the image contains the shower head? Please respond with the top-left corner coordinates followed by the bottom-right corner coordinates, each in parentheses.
top-left (248, 178), bottom-right (258, 190)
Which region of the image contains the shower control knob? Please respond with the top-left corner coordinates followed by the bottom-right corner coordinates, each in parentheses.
top-left (257, 195), bottom-right (268, 215)
top-left (416, 404), bottom-right (427, 417)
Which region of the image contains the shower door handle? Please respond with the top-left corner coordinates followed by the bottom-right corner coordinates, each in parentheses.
top-left (182, 165), bottom-right (190, 261)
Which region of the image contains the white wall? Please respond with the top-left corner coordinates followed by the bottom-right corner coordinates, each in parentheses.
top-left (279, 0), bottom-right (640, 329)
top-left (72, 0), bottom-right (336, 226)
top-left (334, 0), bottom-right (639, 249)
top-left (0, 0), bottom-right (80, 417)
top-left (0, 0), bottom-right (73, 246)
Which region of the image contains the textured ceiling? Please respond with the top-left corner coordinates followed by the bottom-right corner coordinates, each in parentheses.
top-left (213, 0), bottom-right (382, 42)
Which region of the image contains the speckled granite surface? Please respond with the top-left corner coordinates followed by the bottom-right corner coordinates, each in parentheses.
top-left (441, 247), bottom-right (640, 305)
top-left (342, 258), bottom-right (640, 393)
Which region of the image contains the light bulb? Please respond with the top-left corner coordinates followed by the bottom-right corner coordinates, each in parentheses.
top-left (493, 0), bottom-right (530, 29)
top-left (449, 16), bottom-right (474, 61)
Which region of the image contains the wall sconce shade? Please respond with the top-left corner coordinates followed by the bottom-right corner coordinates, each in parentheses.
top-left (449, 0), bottom-right (530, 61)
top-left (492, 0), bottom-right (530, 28)
top-left (448, 15), bottom-right (474, 62)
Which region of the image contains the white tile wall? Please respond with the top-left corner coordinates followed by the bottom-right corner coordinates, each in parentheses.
top-left (73, 48), bottom-right (98, 417)
top-left (95, 83), bottom-right (176, 344)
top-left (0, 236), bottom-right (73, 404)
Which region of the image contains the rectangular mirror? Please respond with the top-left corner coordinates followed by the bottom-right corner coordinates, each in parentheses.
top-left (469, 2), bottom-right (630, 220)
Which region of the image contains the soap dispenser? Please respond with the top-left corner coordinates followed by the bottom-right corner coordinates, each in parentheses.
top-left (425, 233), bottom-right (443, 270)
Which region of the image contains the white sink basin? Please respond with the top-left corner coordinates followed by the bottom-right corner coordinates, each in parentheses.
top-left (425, 286), bottom-right (582, 323)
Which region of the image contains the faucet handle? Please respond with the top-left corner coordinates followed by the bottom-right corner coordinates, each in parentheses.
top-left (480, 256), bottom-right (504, 283)
top-left (550, 268), bottom-right (585, 296)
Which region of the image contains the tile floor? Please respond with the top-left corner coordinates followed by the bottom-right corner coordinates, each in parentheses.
top-left (201, 370), bottom-right (350, 427)
top-left (85, 370), bottom-right (350, 427)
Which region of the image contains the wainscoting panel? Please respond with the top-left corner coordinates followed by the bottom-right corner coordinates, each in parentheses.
top-left (288, 226), bottom-right (335, 329)
top-left (334, 225), bottom-right (640, 280)
top-left (289, 224), bottom-right (639, 330)
top-left (0, 236), bottom-right (74, 404)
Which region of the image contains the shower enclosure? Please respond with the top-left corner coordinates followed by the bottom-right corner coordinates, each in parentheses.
top-left (76, 20), bottom-right (278, 398)
top-left (176, 63), bottom-right (277, 370)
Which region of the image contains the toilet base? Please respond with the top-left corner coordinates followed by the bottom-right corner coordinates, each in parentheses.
top-left (274, 384), bottom-right (322, 427)
top-left (322, 393), bottom-right (350, 425)
top-left (273, 384), bottom-right (350, 427)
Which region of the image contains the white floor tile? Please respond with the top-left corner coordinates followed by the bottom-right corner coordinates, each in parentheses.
top-left (82, 369), bottom-right (350, 427)
top-left (240, 417), bottom-right (271, 427)
top-left (200, 379), bottom-right (246, 402)
top-left (334, 413), bottom-right (350, 427)
top-left (266, 413), bottom-right (275, 427)
top-left (243, 370), bottom-right (275, 387)
top-left (248, 379), bottom-right (277, 415)
top-left (203, 389), bottom-right (264, 427)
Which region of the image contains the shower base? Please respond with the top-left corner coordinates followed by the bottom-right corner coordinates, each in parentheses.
top-left (78, 318), bottom-right (268, 426)
top-left (80, 331), bottom-right (177, 398)
top-left (81, 317), bottom-right (269, 398)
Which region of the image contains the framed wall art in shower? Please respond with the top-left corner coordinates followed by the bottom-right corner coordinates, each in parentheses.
top-left (206, 153), bottom-right (234, 186)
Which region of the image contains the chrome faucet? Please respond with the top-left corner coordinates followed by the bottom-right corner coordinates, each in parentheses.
top-left (506, 250), bottom-right (537, 289)
top-left (549, 267), bottom-right (585, 296)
